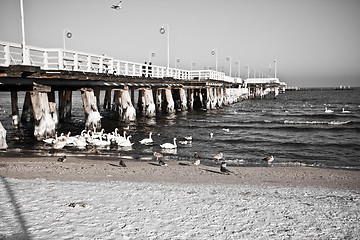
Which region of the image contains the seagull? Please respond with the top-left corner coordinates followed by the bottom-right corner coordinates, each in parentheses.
top-left (325, 107), bottom-right (333, 113)
top-left (194, 152), bottom-right (200, 159)
top-left (220, 161), bottom-right (231, 174)
top-left (153, 152), bottom-right (163, 161)
top-left (111, 1), bottom-right (122, 10)
top-left (159, 159), bottom-right (168, 167)
top-left (57, 155), bottom-right (67, 162)
top-left (342, 108), bottom-right (351, 113)
top-left (213, 153), bottom-right (223, 161)
top-left (119, 160), bottom-right (127, 167)
top-left (193, 159), bottom-right (200, 165)
top-left (160, 138), bottom-right (177, 149)
top-left (139, 132), bottom-right (153, 145)
top-left (222, 128), bottom-right (230, 132)
top-left (262, 155), bottom-right (274, 164)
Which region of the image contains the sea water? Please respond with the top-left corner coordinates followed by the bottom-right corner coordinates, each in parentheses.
top-left (0, 88), bottom-right (359, 170)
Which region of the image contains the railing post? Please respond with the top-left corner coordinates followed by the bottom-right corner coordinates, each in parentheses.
top-left (87, 55), bottom-right (91, 72)
top-left (125, 63), bottom-right (129, 75)
top-left (74, 53), bottom-right (79, 71)
top-left (58, 49), bottom-right (64, 70)
top-left (4, 45), bottom-right (10, 65)
top-left (116, 61), bottom-right (120, 75)
top-left (99, 57), bottom-right (103, 73)
top-left (43, 51), bottom-right (48, 69)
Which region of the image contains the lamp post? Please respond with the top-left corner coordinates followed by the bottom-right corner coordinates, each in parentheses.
top-left (274, 59), bottom-right (277, 78)
top-left (175, 58), bottom-right (180, 68)
top-left (148, 51), bottom-right (155, 63)
top-left (235, 61), bottom-right (241, 78)
top-left (191, 61), bottom-right (195, 71)
top-left (246, 65), bottom-right (250, 79)
top-left (226, 56), bottom-right (232, 77)
top-left (211, 48), bottom-right (218, 71)
top-left (160, 24), bottom-right (170, 75)
top-left (20, 0), bottom-right (29, 65)
top-left (63, 28), bottom-right (72, 50)
top-left (253, 67), bottom-right (256, 78)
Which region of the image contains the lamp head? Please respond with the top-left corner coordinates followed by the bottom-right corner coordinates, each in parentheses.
top-left (160, 27), bottom-right (166, 34)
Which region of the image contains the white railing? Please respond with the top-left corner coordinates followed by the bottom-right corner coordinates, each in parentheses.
top-left (0, 41), bottom-right (281, 86)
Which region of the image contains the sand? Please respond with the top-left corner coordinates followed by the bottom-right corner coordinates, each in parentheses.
top-left (1, 156), bottom-right (360, 239)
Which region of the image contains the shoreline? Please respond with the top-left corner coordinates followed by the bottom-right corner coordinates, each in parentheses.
top-left (1, 156), bottom-right (359, 190)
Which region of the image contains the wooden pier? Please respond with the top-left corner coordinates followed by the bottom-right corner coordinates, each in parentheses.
top-left (0, 41), bottom-right (286, 143)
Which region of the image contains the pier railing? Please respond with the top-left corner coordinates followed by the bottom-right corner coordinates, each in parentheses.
top-left (0, 41), bottom-right (279, 86)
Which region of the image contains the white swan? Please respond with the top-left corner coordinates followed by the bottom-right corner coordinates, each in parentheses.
top-left (325, 107), bottom-right (333, 113)
top-left (342, 108), bottom-right (351, 113)
top-left (160, 138), bottom-right (177, 149)
top-left (118, 135), bottom-right (133, 147)
top-left (139, 132), bottom-right (153, 145)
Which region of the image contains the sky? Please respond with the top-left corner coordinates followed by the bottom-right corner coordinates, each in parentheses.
top-left (1, 0), bottom-right (360, 88)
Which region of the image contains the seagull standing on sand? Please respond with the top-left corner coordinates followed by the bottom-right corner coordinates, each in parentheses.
top-left (220, 161), bottom-right (231, 174)
top-left (213, 153), bottom-right (223, 161)
top-left (57, 155), bottom-right (67, 162)
top-left (153, 152), bottom-right (163, 161)
top-left (119, 160), bottom-right (127, 167)
top-left (262, 155), bottom-right (274, 164)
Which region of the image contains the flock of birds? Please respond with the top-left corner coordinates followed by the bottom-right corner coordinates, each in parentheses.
top-left (53, 126), bottom-right (275, 174)
top-left (325, 107), bottom-right (351, 114)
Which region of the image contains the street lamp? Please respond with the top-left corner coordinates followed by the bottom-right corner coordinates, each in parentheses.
top-left (20, 0), bottom-right (29, 65)
top-left (149, 51), bottom-right (155, 63)
top-left (226, 56), bottom-right (232, 77)
top-left (211, 48), bottom-right (218, 71)
top-left (235, 60), bottom-right (240, 78)
top-left (274, 59), bottom-right (277, 78)
top-left (246, 65), bottom-right (250, 79)
top-left (175, 58), bottom-right (180, 68)
top-left (63, 28), bottom-right (72, 50)
top-left (191, 61), bottom-right (195, 71)
top-left (160, 24), bottom-right (170, 75)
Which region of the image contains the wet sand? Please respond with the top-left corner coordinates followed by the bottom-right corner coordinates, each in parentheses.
top-left (0, 156), bottom-right (359, 190)
top-left (1, 156), bottom-right (360, 239)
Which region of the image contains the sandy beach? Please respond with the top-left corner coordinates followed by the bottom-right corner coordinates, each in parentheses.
top-left (1, 156), bottom-right (360, 239)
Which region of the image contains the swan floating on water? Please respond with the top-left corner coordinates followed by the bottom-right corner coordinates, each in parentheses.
top-left (139, 132), bottom-right (153, 145)
top-left (342, 108), bottom-right (351, 113)
top-left (160, 138), bottom-right (177, 149)
top-left (325, 107), bottom-right (333, 113)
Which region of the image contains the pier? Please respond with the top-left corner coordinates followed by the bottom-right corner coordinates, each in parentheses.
top-left (0, 41), bottom-right (286, 142)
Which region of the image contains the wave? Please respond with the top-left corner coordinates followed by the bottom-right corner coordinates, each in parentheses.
top-left (284, 120), bottom-right (351, 125)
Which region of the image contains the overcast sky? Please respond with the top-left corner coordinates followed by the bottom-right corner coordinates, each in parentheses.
top-left (1, 0), bottom-right (359, 87)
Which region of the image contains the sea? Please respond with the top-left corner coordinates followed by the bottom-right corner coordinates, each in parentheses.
top-left (0, 88), bottom-right (359, 170)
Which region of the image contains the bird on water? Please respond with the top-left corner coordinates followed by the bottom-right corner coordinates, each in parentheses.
top-left (160, 138), bottom-right (177, 149)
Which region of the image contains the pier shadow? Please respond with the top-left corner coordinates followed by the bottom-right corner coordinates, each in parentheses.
top-left (148, 162), bottom-right (161, 167)
top-left (1, 176), bottom-right (32, 240)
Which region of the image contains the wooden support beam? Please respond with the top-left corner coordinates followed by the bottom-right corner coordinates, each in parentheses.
top-left (144, 89), bottom-right (156, 118)
top-left (81, 88), bottom-right (102, 130)
top-left (21, 92), bottom-right (32, 123)
top-left (47, 91), bottom-right (58, 128)
top-left (165, 88), bottom-right (175, 113)
top-left (120, 89), bottom-right (136, 122)
top-left (30, 91), bottom-right (56, 140)
top-left (11, 91), bottom-right (20, 130)
top-left (103, 89), bottom-right (111, 109)
top-left (137, 89), bottom-right (145, 114)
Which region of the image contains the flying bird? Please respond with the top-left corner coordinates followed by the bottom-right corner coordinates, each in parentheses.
top-left (111, 1), bottom-right (122, 10)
